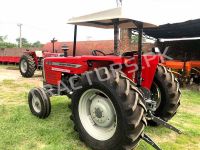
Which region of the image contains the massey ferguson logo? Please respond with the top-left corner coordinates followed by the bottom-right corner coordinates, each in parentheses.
top-left (46, 61), bottom-right (81, 68)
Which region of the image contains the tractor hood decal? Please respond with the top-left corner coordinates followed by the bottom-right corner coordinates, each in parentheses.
top-left (51, 67), bottom-right (71, 73)
top-left (50, 62), bottom-right (82, 68)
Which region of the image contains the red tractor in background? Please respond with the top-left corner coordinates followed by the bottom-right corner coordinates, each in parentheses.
top-left (19, 50), bottom-right (61, 78)
top-left (19, 38), bottom-right (61, 78)
top-left (28, 8), bottom-right (181, 150)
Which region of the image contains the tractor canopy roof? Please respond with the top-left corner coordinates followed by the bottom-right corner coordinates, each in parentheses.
top-left (67, 7), bottom-right (157, 29)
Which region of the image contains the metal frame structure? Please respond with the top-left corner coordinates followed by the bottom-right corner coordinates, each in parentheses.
top-left (70, 8), bottom-right (146, 87)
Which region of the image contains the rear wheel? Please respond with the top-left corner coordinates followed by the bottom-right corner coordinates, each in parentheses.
top-left (71, 69), bottom-right (147, 150)
top-left (149, 64), bottom-right (181, 126)
top-left (19, 54), bottom-right (36, 78)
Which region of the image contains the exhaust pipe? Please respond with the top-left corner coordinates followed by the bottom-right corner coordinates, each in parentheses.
top-left (62, 45), bottom-right (69, 57)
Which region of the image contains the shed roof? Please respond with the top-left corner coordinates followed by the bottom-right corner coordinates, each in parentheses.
top-left (143, 19), bottom-right (200, 39)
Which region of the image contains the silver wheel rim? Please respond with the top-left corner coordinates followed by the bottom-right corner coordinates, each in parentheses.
top-left (78, 89), bottom-right (117, 141)
top-left (32, 94), bottom-right (42, 113)
top-left (21, 59), bottom-right (28, 73)
top-left (151, 82), bottom-right (161, 110)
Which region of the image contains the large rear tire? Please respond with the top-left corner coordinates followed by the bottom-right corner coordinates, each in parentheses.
top-left (149, 64), bottom-right (181, 126)
top-left (71, 69), bottom-right (147, 150)
top-left (19, 54), bottom-right (36, 78)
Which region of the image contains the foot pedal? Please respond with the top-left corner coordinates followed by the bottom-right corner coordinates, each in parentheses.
top-left (141, 133), bottom-right (162, 150)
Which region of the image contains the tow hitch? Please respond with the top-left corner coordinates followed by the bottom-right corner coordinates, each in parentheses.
top-left (141, 97), bottom-right (182, 150)
top-left (141, 133), bottom-right (162, 150)
top-left (147, 111), bottom-right (182, 134)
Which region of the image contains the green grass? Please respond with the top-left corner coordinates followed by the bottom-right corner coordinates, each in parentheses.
top-left (0, 79), bottom-right (87, 150)
top-left (0, 99), bottom-right (87, 150)
top-left (0, 78), bottom-right (200, 150)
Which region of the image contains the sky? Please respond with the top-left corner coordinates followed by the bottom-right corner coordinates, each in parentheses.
top-left (0, 0), bottom-right (200, 44)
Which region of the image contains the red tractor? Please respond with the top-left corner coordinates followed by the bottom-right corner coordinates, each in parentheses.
top-left (19, 50), bottom-right (61, 78)
top-left (28, 8), bottom-right (181, 150)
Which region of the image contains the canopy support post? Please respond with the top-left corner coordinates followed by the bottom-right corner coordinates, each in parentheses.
top-left (73, 25), bottom-right (77, 57)
top-left (135, 22), bottom-right (143, 87)
top-left (113, 19), bottom-right (120, 55)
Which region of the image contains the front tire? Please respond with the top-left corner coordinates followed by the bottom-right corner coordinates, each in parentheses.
top-left (71, 69), bottom-right (147, 150)
top-left (28, 88), bottom-right (51, 119)
top-left (149, 64), bottom-right (181, 126)
top-left (19, 54), bottom-right (36, 78)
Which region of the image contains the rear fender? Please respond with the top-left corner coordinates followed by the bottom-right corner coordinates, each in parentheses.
top-left (123, 55), bottom-right (160, 89)
top-left (141, 55), bottom-right (160, 89)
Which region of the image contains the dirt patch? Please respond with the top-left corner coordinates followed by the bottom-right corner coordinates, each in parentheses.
top-left (0, 67), bottom-right (43, 106)
top-left (0, 67), bottom-right (42, 82)
top-left (0, 69), bottom-right (20, 81)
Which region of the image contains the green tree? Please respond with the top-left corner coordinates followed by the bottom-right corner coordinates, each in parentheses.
top-left (0, 42), bottom-right (17, 48)
top-left (32, 41), bottom-right (43, 48)
top-left (0, 35), bottom-right (17, 48)
top-left (16, 38), bottom-right (43, 48)
top-left (16, 38), bottom-right (32, 48)
top-left (0, 35), bottom-right (8, 42)
top-left (16, 37), bottom-right (28, 45)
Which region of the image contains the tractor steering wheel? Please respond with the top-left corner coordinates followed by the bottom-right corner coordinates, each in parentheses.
top-left (91, 50), bottom-right (106, 56)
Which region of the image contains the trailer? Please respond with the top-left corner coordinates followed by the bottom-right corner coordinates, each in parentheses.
top-left (0, 56), bottom-right (20, 63)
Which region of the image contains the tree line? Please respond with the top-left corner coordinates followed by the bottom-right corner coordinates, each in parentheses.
top-left (0, 35), bottom-right (43, 48)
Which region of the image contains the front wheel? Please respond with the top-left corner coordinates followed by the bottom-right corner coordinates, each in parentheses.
top-left (71, 69), bottom-right (147, 150)
top-left (28, 87), bottom-right (51, 119)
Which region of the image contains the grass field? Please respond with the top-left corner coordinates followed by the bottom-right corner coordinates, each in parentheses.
top-left (0, 65), bottom-right (200, 150)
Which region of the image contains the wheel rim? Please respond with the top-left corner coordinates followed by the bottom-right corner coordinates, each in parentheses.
top-left (151, 82), bottom-right (161, 110)
top-left (21, 59), bottom-right (28, 73)
top-left (78, 89), bottom-right (117, 141)
top-left (32, 94), bottom-right (42, 113)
